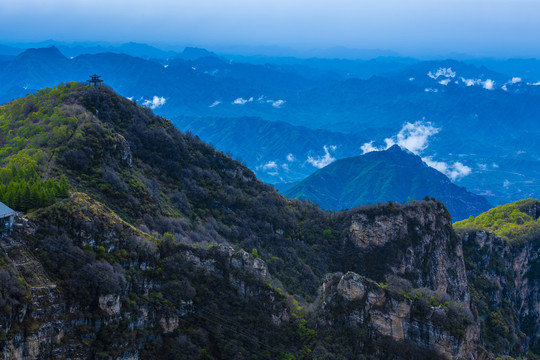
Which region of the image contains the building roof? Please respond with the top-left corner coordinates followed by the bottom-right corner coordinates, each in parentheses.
top-left (0, 202), bottom-right (15, 217)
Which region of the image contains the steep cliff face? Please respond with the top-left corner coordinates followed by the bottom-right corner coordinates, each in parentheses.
top-left (461, 230), bottom-right (540, 356)
top-left (343, 201), bottom-right (469, 304)
top-left (317, 272), bottom-right (481, 359)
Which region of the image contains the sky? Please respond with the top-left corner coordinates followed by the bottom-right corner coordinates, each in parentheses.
top-left (2, 0), bottom-right (540, 57)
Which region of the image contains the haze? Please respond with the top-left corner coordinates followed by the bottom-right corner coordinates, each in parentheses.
top-left (2, 0), bottom-right (540, 58)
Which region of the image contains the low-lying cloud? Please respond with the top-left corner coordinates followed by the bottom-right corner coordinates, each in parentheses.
top-left (142, 96), bottom-right (166, 109)
top-left (307, 145), bottom-right (337, 168)
top-left (423, 157), bottom-right (472, 181)
top-left (428, 67), bottom-right (456, 79)
top-left (232, 97), bottom-right (253, 105)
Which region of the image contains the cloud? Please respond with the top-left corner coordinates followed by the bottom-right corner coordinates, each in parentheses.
top-left (422, 157), bottom-right (472, 181)
top-left (307, 145), bottom-right (336, 168)
top-left (503, 179), bottom-right (511, 188)
top-left (492, 163), bottom-right (499, 168)
top-left (361, 121), bottom-right (440, 155)
top-left (478, 163), bottom-right (488, 171)
top-left (428, 67), bottom-right (456, 79)
top-left (270, 99), bottom-right (285, 108)
top-left (460, 77), bottom-right (481, 86)
top-left (511, 77), bottom-right (522, 84)
top-left (281, 163), bottom-right (289, 171)
top-left (393, 121), bottom-right (440, 155)
top-left (209, 100), bottom-right (221, 108)
top-left (530, 81), bottom-right (540, 86)
top-left (286, 153), bottom-right (295, 162)
top-left (258, 161), bottom-right (278, 171)
top-left (142, 96), bottom-right (166, 109)
top-left (361, 141), bottom-right (379, 154)
top-left (232, 97), bottom-right (253, 105)
top-left (257, 95), bottom-right (285, 108)
top-left (482, 79), bottom-right (495, 90)
top-left (425, 88), bottom-right (438, 92)
top-left (439, 79), bottom-right (451, 86)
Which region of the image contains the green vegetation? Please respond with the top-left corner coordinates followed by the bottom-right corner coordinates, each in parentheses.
top-left (454, 198), bottom-right (540, 241)
top-left (0, 165), bottom-right (69, 212)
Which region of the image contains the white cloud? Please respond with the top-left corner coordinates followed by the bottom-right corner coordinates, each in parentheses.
top-left (425, 88), bottom-right (438, 92)
top-left (511, 77), bottom-right (522, 84)
top-left (428, 67), bottom-right (456, 79)
top-left (482, 79), bottom-right (495, 90)
top-left (460, 77), bottom-right (481, 86)
top-left (209, 100), bottom-right (221, 108)
top-left (393, 121), bottom-right (440, 155)
top-left (361, 121), bottom-right (439, 155)
top-left (478, 163), bottom-right (488, 171)
top-left (281, 163), bottom-right (289, 171)
top-left (409, 77), bottom-right (415, 81)
top-left (361, 141), bottom-right (379, 154)
top-left (439, 79), bottom-right (451, 86)
top-left (270, 99), bottom-right (285, 108)
top-left (503, 179), bottom-right (511, 188)
top-left (232, 97), bottom-right (253, 105)
top-left (530, 81), bottom-right (540, 86)
top-left (492, 163), bottom-right (499, 168)
top-left (286, 153), bottom-right (295, 162)
top-left (423, 157), bottom-right (472, 181)
top-left (307, 145), bottom-right (336, 168)
top-left (142, 96), bottom-right (166, 109)
top-left (260, 161), bottom-right (278, 170)
top-left (163, 64), bottom-right (169, 68)
top-left (502, 85), bottom-right (508, 91)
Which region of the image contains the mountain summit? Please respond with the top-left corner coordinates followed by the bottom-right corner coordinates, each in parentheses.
top-left (284, 145), bottom-right (491, 221)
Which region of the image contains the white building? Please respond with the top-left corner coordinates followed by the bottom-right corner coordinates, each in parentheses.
top-left (0, 202), bottom-right (16, 236)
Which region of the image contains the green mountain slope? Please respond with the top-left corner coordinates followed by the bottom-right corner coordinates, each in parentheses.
top-left (454, 198), bottom-right (540, 241)
top-left (284, 145), bottom-right (491, 221)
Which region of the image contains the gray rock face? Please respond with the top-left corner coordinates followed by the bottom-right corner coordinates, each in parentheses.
top-left (461, 230), bottom-right (540, 354)
top-left (347, 201), bottom-right (470, 304)
top-left (319, 272), bottom-right (481, 360)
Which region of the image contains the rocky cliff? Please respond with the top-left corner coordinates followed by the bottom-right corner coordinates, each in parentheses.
top-left (461, 230), bottom-right (540, 356)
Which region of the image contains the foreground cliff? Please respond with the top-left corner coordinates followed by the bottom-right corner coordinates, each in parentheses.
top-left (455, 199), bottom-right (540, 356)
top-left (0, 83), bottom-right (538, 359)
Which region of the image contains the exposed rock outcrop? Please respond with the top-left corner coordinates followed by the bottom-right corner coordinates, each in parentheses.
top-left (461, 230), bottom-right (540, 355)
top-left (318, 271), bottom-right (481, 360)
top-left (346, 201), bottom-right (470, 304)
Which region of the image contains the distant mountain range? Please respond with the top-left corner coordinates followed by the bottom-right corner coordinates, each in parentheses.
top-left (284, 145), bottom-right (492, 221)
top-left (0, 45), bottom-right (539, 206)
top-left (175, 115), bottom-right (371, 184)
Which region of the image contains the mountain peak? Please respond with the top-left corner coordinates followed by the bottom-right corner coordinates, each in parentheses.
top-left (15, 46), bottom-right (67, 62)
top-left (386, 144), bottom-right (403, 152)
top-left (285, 144), bottom-right (491, 220)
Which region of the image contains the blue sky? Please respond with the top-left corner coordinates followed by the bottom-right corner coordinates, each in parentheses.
top-left (2, 0), bottom-right (540, 57)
